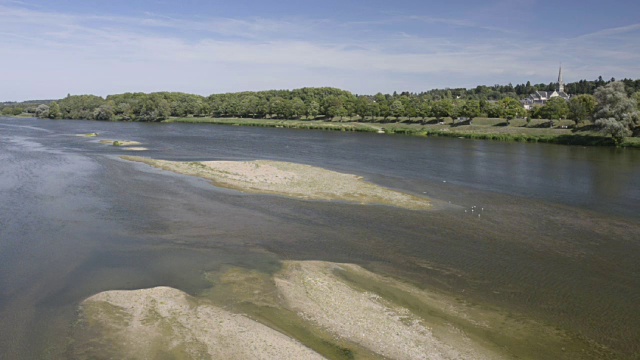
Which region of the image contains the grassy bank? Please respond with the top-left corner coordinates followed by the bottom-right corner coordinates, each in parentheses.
top-left (164, 117), bottom-right (383, 133)
top-left (164, 117), bottom-right (640, 148)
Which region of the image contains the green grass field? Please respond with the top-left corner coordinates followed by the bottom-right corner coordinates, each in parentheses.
top-left (164, 117), bottom-right (640, 148)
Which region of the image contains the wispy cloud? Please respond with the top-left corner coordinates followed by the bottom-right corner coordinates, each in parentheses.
top-left (575, 23), bottom-right (640, 39)
top-left (0, 3), bottom-right (638, 100)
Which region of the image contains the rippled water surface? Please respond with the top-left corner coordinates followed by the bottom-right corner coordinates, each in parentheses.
top-left (1, 117), bottom-right (639, 358)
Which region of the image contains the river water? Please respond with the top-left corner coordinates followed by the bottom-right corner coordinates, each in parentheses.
top-left (0, 117), bottom-right (639, 359)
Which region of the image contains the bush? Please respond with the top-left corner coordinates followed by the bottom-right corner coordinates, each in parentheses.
top-left (595, 118), bottom-right (631, 145)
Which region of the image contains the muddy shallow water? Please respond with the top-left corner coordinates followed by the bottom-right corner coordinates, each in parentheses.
top-left (0, 117), bottom-right (639, 359)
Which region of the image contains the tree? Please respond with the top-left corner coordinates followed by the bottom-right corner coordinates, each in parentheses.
top-left (483, 101), bottom-right (501, 118)
top-left (390, 100), bottom-right (405, 118)
top-left (134, 94), bottom-right (171, 121)
top-left (595, 118), bottom-right (630, 145)
top-left (633, 91), bottom-right (640, 108)
top-left (593, 81), bottom-right (640, 141)
top-left (48, 102), bottom-right (61, 119)
top-left (307, 101), bottom-right (320, 118)
top-left (539, 97), bottom-right (569, 121)
top-left (368, 101), bottom-right (380, 121)
top-left (93, 104), bottom-right (114, 121)
top-left (291, 98), bottom-right (306, 118)
top-left (239, 95), bottom-right (258, 118)
top-left (323, 95), bottom-right (347, 120)
top-left (416, 100), bottom-right (430, 121)
top-left (58, 95), bottom-right (105, 119)
top-left (2, 106), bottom-right (24, 116)
top-left (116, 102), bottom-right (134, 120)
top-left (354, 97), bottom-right (371, 120)
top-left (35, 104), bottom-right (49, 118)
top-left (498, 97), bottom-right (526, 121)
top-left (459, 100), bottom-right (481, 122)
top-left (430, 99), bottom-right (453, 121)
top-left (568, 94), bottom-right (597, 124)
top-left (269, 97), bottom-right (290, 118)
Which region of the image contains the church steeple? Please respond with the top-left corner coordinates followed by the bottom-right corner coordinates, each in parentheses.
top-left (557, 64), bottom-right (564, 93)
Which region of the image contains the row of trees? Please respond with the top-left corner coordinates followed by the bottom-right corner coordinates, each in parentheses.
top-left (4, 79), bottom-right (639, 142)
top-left (4, 75), bottom-right (639, 117)
top-left (407, 76), bottom-right (640, 101)
top-left (29, 91), bottom-right (526, 122)
top-left (26, 85), bottom-right (638, 125)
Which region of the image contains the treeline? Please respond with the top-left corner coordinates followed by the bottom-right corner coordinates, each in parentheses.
top-left (410, 76), bottom-right (640, 101)
top-left (26, 89), bottom-right (529, 122)
top-left (0, 99), bottom-right (56, 116)
top-left (2, 77), bottom-right (639, 125)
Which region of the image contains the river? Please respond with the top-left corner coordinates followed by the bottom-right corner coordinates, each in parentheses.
top-left (0, 117), bottom-right (639, 359)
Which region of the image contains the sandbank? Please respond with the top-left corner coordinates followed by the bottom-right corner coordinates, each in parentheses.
top-left (275, 261), bottom-right (500, 360)
top-left (121, 156), bottom-right (431, 210)
top-left (77, 286), bottom-right (324, 359)
top-left (120, 146), bottom-right (148, 151)
top-left (100, 140), bottom-right (142, 146)
top-left (206, 261), bottom-right (577, 359)
top-left (75, 261), bottom-right (578, 359)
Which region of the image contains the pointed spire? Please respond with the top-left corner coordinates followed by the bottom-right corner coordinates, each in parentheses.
top-left (558, 64), bottom-right (564, 93)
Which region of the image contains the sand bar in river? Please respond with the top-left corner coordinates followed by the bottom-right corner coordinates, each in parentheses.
top-left (121, 156), bottom-right (431, 210)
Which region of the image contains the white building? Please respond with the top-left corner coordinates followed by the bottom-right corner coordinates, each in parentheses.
top-left (522, 66), bottom-right (570, 110)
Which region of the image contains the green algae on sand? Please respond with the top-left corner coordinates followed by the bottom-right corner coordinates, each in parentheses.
top-left (74, 261), bottom-right (588, 360)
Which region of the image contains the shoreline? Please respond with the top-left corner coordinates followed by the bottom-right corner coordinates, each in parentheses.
top-left (163, 116), bottom-right (640, 148)
top-left (2, 115), bottom-right (639, 148)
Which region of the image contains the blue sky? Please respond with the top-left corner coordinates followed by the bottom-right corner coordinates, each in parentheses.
top-left (1, 0), bottom-right (639, 101)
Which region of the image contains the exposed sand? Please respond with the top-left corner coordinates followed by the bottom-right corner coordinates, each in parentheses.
top-left (121, 156), bottom-right (431, 210)
top-left (76, 261), bottom-right (533, 359)
top-left (120, 146), bottom-right (148, 151)
top-left (79, 286), bottom-right (324, 359)
top-left (275, 261), bottom-right (500, 360)
top-left (100, 140), bottom-right (142, 146)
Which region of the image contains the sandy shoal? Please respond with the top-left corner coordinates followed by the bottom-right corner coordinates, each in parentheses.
top-left (80, 286), bottom-right (324, 359)
top-left (77, 261), bottom-right (518, 359)
top-left (100, 140), bottom-right (142, 146)
top-left (275, 261), bottom-right (500, 360)
top-left (121, 156), bottom-right (431, 210)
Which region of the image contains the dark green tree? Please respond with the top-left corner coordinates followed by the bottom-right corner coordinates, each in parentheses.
top-left (307, 100), bottom-right (320, 119)
top-left (459, 100), bottom-right (481, 122)
top-left (539, 97), bottom-right (569, 120)
top-left (291, 98), bottom-right (306, 118)
top-left (568, 94), bottom-right (597, 124)
top-left (430, 99), bottom-right (453, 121)
top-left (497, 97), bottom-right (526, 121)
top-left (390, 100), bottom-right (405, 118)
top-left (93, 104), bottom-right (114, 121)
top-left (48, 102), bottom-right (62, 119)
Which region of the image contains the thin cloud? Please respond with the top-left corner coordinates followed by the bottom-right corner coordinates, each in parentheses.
top-left (0, 2), bottom-right (638, 101)
top-left (575, 23), bottom-right (640, 39)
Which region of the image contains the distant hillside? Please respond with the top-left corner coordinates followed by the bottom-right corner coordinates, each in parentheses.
top-left (1, 99), bottom-right (58, 106)
top-left (0, 99), bottom-right (59, 116)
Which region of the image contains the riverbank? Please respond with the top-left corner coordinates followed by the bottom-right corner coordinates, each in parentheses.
top-left (121, 157), bottom-right (432, 210)
top-left (164, 116), bottom-right (640, 148)
top-left (3, 114), bottom-right (638, 147)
